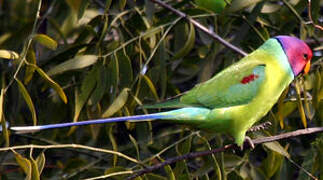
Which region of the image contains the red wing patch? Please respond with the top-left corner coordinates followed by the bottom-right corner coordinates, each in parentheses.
top-left (240, 74), bottom-right (259, 84)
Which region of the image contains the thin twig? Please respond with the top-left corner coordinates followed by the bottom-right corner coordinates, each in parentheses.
top-left (4, 0), bottom-right (42, 93)
top-left (0, 144), bottom-right (141, 165)
top-left (307, 0), bottom-right (323, 31)
top-left (127, 127), bottom-right (323, 179)
top-left (149, 0), bottom-right (248, 56)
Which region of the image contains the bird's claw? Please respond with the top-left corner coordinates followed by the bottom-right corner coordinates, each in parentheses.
top-left (241, 136), bottom-right (255, 150)
top-left (247, 121), bottom-right (272, 132)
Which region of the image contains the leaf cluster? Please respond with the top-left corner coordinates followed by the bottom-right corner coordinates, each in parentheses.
top-left (0, 0), bottom-right (322, 179)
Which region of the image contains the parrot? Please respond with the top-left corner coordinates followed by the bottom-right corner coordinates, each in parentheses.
top-left (3, 36), bottom-right (312, 147)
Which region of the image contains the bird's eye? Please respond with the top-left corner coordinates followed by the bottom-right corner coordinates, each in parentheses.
top-left (303, 53), bottom-right (308, 60)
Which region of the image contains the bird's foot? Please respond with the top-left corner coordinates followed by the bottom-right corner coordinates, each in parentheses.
top-left (247, 121), bottom-right (272, 132)
top-left (241, 136), bottom-right (255, 150)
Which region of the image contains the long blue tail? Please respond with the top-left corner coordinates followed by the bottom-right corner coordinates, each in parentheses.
top-left (9, 113), bottom-right (166, 134)
top-left (5, 107), bottom-right (211, 134)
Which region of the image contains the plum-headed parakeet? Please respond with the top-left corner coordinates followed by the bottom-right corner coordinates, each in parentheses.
top-left (5, 36), bottom-right (312, 146)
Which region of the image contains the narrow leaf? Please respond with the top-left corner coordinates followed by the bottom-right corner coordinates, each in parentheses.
top-left (35, 66), bottom-right (67, 103)
top-left (277, 88), bottom-right (289, 129)
top-left (295, 80), bottom-right (307, 128)
top-left (0, 49), bottom-right (19, 60)
top-left (24, 48), bottom-right (37, 84)
top-left (228, 0), bottom-right (262, 12)
top-left (171, 22), bottom-right (195, 60)
top-left (30, 155), bottom-right (40, 180)
top-left (68, 69), bottom-right (97, 135)
top-left (0, 88), bottom-right (9, 146)
top-left (142, 75), bottom-right (159, 101)
top-left (47, 55), bottom-right (98, 76)
top-left (36, 153), bottom-right (46, 174)
top-left (129, 134), bottom-right (140, 159)
top-left (33, 34), bottom-right (57, 50)
top-left (109, 125), bottom-right (118, 166)
top-left (102, 88), bottom-right (130, 118)
top-left (16, 79), bottom-right (37, 126)
top-left (14, 151), bottom-right (32, 180)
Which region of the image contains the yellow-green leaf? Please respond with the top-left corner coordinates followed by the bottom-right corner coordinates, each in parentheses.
top-left (0, 87), bottom-right (9, 146)
top-left (66, 0), bottom-right (82, 12)
top-left (68, 67), bottom-right (98, 135)
top-left (263, 141), bottom-right (290, 158)
top-left (228, 0), bottom-right (262, 12)
top-left (142, 75), bottom-right (159, 101)
top-left (30, 156), bottom-right (40, 180)
top-left (109, 125), bottom-right (118, 166)
top-left (277, 88), bottom-right (289, 129)
top-left (24, 48), bottom-right (37, 84)
top-left (171, 22), bottom-right (195, 60)
top-left (33, 34), bottom-right (57, 50)
top-left (102, 88), bottom-right (130, 118)
top-left (36, 153), bottom-right (46, 174)
top-left (0, 49), bottom-right (19, 60)
top-left (164, 163), bottom-right (176, 180)
top-left (47, 55), bottom-right (98, 76)
top-left (195, 0), bottom-right (228, 13)
top-left (0, 88), bottom-right (4, 124)
top-left (35, 66), bottom-right (67, 103)
top-left (14, 151), bottom-right (32, 180)
top-left (16, 78), bottom-right (37, 126)
top-left (295, 80), bottom-right (307, 128)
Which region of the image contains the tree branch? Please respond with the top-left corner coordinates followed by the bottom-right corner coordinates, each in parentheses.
top-left (307, 0), bottom-right (323, 31)
top-left (127, 127), bottom-right (323, 179)
top-left (149, 0), bottom-right (248, 57)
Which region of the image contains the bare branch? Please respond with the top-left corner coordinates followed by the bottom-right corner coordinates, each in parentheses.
top-left (128, 127), bottom-right (323, 179)
top-left (149, 0), bottom-right (248, 57)
top-left (307, 0), bottom-right (323, 31)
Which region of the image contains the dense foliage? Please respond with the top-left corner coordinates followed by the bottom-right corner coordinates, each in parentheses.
top-left (0, 0), bottom-right (322, 179)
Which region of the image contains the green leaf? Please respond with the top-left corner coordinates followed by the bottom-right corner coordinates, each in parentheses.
top-left (68, 68), bottom-right (97, 135)
top-left (295, 80), bottom-right (307, 128)
top-left (35, 66), bottom-right (67, 104)
top-left (119, 51), bottom-right (133, 89)
top-left (142, 75), bottom-right (159, 101)
top-left (47, 55), bottom-right (98, 76)
top-left (228, 0), bottom-right (263, 12)
top-left (30, 154), bottom-right (40, 180)
top-left (262, 151), bottom-right (284, 178)
top-left (171, 22), bottom-right (195, 60)
top-left (164, 162), bottom-right (176, 180)
top-left (0, 87), bottom-right (9, 147)
top-left (24, 48), bottom-right (37, 84)
top-left (119, 0), bottom-right (126, 10)
top-left (14, 151), bottom-right (32, 180)
top-left (195, 0), bottom-right (228, 13)
top-left (264, 141), bottom-right (290, 158)
top-left (0, 49), bottom-right (19, 60)
top-left (16, 78), bottom-right (37, 126)
top-left (276, 88), bottom-right (290, 129)
top-left (102, 88), bottom-right (130, 118)
top-left (33, 34), bottom-right (57, 50)
top-left (129, 134), bottom-right (140, 159)
top-left (65, 0), bottom-right (88, 19)
top-left (89, 65), bottom-right (107, 105)
top-left (35, 153), bottom-right (46, 174)
top-left (66, 0), bottom-right (82, 12)
top-left (108, 125), bottom-right (118, 167)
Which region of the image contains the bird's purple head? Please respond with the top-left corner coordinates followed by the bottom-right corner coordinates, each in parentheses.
top-left (274, 36), bottom-right (312, 76)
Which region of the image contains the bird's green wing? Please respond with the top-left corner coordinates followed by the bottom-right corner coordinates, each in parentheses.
top-left (180, 60), bottom-right (266, 108)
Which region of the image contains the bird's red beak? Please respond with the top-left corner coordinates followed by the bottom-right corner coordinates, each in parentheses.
top-left (304, 61), bottom-right (311, 74)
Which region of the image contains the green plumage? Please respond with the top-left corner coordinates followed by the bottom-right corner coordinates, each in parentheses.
top-left (145, 38), bottom-right (294, 146)
top-left (8, 37), bottom-right (309, 147)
